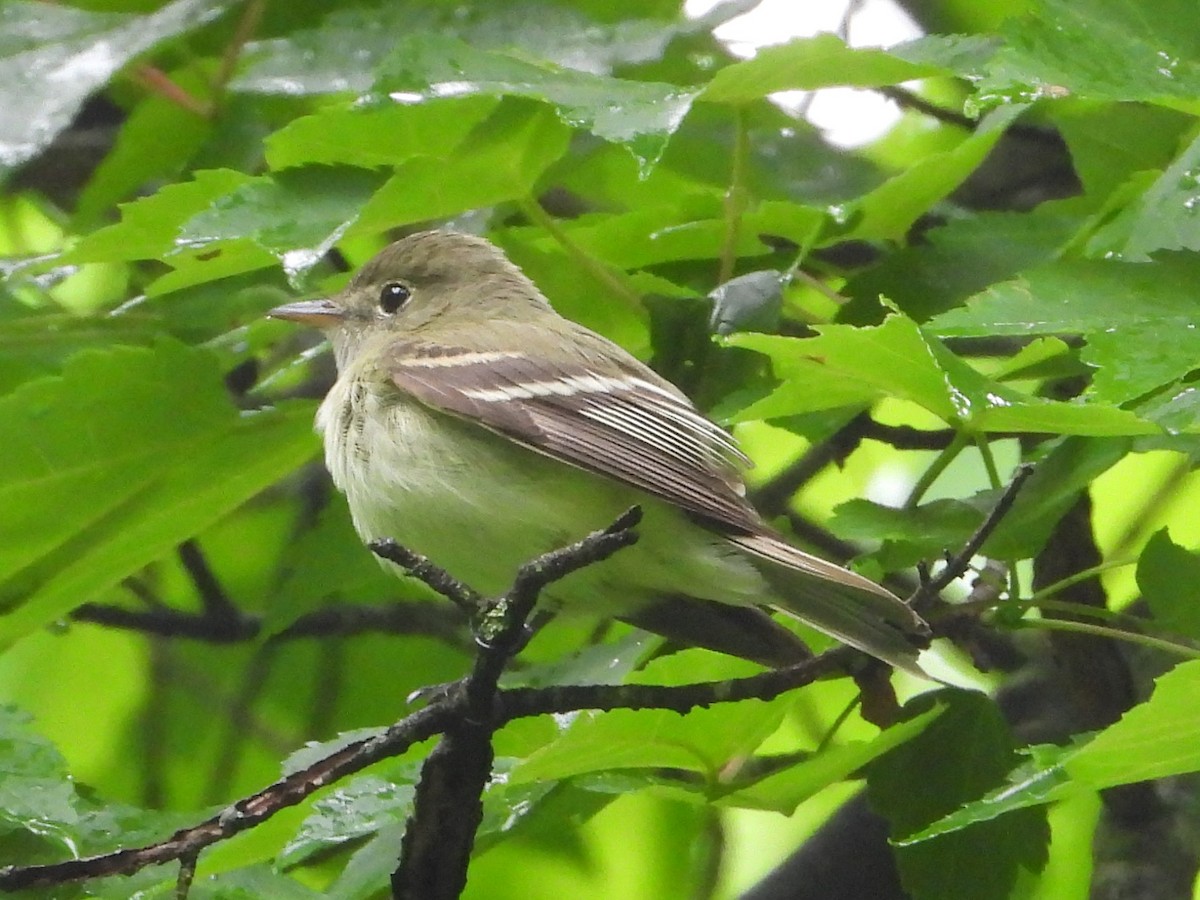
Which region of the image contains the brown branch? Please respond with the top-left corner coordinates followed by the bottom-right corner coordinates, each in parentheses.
top-left (0, 648), bottom-right (847, 892)
top-left (6, 485), bottom-right (1040, 894)
top-left (879, 86), bottom-right (975, 130)
top-left (1, 508), bottom-right (860, 896)
top-left (0, 702), bottom-right (455, 891)
top-left (393, 506), bottom-right (642, 899)
top-left (369, 541), bottom-right (484, 616)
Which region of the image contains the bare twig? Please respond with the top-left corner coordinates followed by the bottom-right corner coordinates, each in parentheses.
top-left (71, 599), bottom-right (470, 649)
top-left (369, 540), bottom-right (484, 615)
top-left (914, 463), bottom-right (1034, 611)
top-left (178, 540), bottom-right (240, 623)
top-left (752, 412), bottom-right (871, 517)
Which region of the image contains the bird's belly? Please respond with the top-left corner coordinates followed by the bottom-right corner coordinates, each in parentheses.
top-left (318, 384), bottom-right (768, 613)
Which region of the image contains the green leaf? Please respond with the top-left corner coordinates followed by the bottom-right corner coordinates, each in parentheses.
top-left (899, 743), bottom-right (1077, 844)
top-left (844, 205), bottom-right (1079, 323)
top-left (916, 657), bottom-right (1200, 849)
top-left (912, 660), bottom-right (1200, 843)
top-left (0, 342), bottom-right (316, 646)
top-left (725, 319), bottom-right (940, 421)
top-left (87, 162), bottom-right (386, 294)
top-left (279, 773), bottom-right (415, 868)
top-left (0, 705), bottom-right (78, 852)
top-left (505, 201), bottom-right (770, 270)
top-left (1137, 385), bottom-right (1200, 434)
top-left (977, 0), bottom-right (1200, 107)
top-left (195, 866), bottom-right (325, 898)
top-left (374, 34), bottom-right (695, 170)
top-left (727, 316), bottom-right (1155, 436)
top-left (0, 304), bottom-right (163, 393)
top-left (1087, 130), bottom-right (1200, 261)
top-left (701, 33), bottom-right (943, 104)
top-left (890, 33), bottom-right (1001, 73)
top-left (868, 691), bottom-right (1049, 900)
top-left (67, 168), bottom-right (255, 264)
top-left (169, 166), bottom-right (387, 289)
top-left (1052, 101), bottom-right (1193, 198)
top-left (234, 2), bottom-right (703, 100)
top-left (1062, 659), bottom-right (1200, 786)
top-left (930, 256), bottom-right (1200, 405)
top-left (265, 96), bottom-right (499, 170)
top-left (0, 704), bottom-right (184, 864)
top-left (830, 499), bottom-right (984, 566)
top-left (718, 703), bottom-right (944, 813)
top-left (846, 104), bottom-right (1026, 242)
top-left (0, 0), bottom-right (230, 171)
top-left (74, 66), bottom-right (215, 228)
top-left (1138, 529), bottom-right (1200, 640)
top-left (280, 758), bottom-right (556, 885)
top-left (355, 99), bottom-right (572, 233)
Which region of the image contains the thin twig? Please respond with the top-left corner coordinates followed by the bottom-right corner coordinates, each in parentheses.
top-left (1021, 617), bottom-right (1200, 660)
top-left (0, 703), bottom-right (456, 891)
top-left (178, 540), bottom-right (240, 623)
top-left (71, 599), bottom-right (470, 649)
top-left (176, 852), bottom-right (197, 900)
top-left (904, 430), bottom-right (970, 510)
top-left (878, 86), bottom-right (976, 130)
top-left (751, 412), bottom-right (871, 516)
top-left (914, 463), bottom-right (1034, 608)
top-left (369, 540), bottom-right (484, 615)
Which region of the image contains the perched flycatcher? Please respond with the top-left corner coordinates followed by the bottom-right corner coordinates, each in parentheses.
top-left (270, 230), bottom-right (929, 673)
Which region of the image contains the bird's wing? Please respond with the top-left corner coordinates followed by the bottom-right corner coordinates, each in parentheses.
top-left (383, 337), bottom-right (762, 533)
top-left (383, 336), bottom-right (930, 673)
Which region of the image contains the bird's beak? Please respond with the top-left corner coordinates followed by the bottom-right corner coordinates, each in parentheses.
top-left (268, 298), bottom-right (344, 328)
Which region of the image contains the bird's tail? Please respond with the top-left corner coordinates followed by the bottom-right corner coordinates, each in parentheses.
top-left (730, 532), bottom-right (930, 677)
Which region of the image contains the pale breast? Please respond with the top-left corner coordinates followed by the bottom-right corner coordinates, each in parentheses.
top-left (315, 373), bottom-right (771, 612)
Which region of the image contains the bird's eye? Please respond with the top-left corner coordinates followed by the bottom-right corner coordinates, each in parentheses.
top-left (379, 282), bottom-right (410, 314)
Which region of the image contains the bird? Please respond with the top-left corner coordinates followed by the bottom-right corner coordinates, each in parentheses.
top-left (269, 230), bottom-right (929, 674)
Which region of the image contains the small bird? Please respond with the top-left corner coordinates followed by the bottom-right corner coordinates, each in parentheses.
top-left (270, 230), bottom-right (929, 673)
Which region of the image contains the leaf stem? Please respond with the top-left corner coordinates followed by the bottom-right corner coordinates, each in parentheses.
top-left (1020, 617), bottom-right (1200, 660)
top-left (132, 65), bottom-right (212, 117)
top-left (520, 199), bottom-right (643, 312)
top-left (1028, 557), bottom-right (1138, 604)
top-left (904, 429), bottom-right (969, 510)
top-left (213, 0), bottom-right (267, 100)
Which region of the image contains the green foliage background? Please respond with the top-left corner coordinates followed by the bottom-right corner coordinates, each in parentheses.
top-left (2, 0), bottom-right (1200, 897)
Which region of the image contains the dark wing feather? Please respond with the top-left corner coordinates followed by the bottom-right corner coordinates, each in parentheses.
top-left (384, 340), bottom-right (762, 533)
